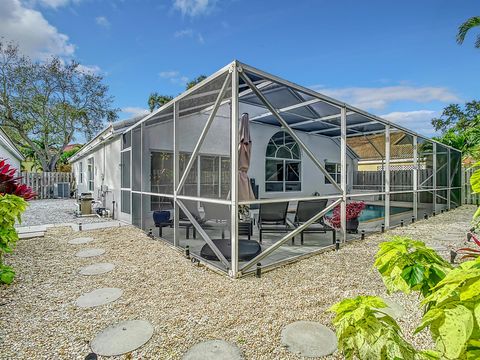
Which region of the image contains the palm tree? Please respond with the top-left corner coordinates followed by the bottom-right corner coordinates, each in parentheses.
top-left (457, 16), bottom-right (480, 48)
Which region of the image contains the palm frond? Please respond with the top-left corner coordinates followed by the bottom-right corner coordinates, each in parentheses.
top-left (456, 16), bottom-right (480, 45)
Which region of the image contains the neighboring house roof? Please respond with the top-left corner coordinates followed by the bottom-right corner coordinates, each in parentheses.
top-left (347, 132), bottom-right (414, 160)
top-left (64, 143), bottom-right (83, 152)
top-left (68, 115), bottom-right (144, 163)
top-left (0, 127), bottom-right (25, 161)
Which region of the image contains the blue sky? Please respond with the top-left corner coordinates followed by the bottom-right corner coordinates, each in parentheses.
top-left (1, 0), bottom-right (479, 140)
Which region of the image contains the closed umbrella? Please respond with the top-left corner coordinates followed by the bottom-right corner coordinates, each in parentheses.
top-left (238, 113), bottom-right (255, 202)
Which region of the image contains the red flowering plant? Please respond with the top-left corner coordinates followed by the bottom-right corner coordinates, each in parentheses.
top-left (0, 158), bottom-right (35, 284)
top-left (326, 201), bottom-right (366, 229)
top-left (456, 232), bottom-right (480, 260)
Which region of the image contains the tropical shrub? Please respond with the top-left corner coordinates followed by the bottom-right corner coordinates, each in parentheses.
top-left (0, 158), bottom-right (35, 284)
top-left (326, 201), bottom-right (366, 229)
top-left (329, 296), bottom-right (429, 360)
top-left (416, 257), bottom-right (480, 359)
top-left (374, 236), bottom-right (452, 297)
top-left (457, 232), bottom-right (480, 260)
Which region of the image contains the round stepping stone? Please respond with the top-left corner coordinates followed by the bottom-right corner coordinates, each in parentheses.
top-left (68, 237), bottom-right (94, 245)
top-left (79, 263), bottom-right (115, 276)
top-left (281, 321), bottom-right (337, 357)
top-left (375, 298), bottom-right (405, 320)
top-left (75, 248), bottom-right (105, 258)
top-left (76, 288), bottom-right (123, 308)
top-left (91, 320), bottom-right (154, 356)
top-left (183, 340), bottom-right (243, 360)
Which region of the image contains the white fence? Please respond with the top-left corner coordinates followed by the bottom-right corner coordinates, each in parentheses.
top-left (21, 172), bottom-right (74, 199)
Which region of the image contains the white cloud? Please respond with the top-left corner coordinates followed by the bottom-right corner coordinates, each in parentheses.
top-left (312, 85), bottom-right (460, 110)
top-left (29, 0), bottom-right (82, 9)
top-left (77, 64), bottom-right (101, 74)
top-left (380, 110), bottom-right (439, 136)
top-left (174, 28), bottom-right (205, 44)
top-left (159, 70), bottom-right (189, 86)
top-left (172, 0), bottom-right (216, 17)
top-left (121, 107), bottom-right (149, 118)
top-left (0, 0), bottom-right (75, 59)
top-left (95, 16), bottom-right (110, 28)
top-left (174, 28), bottom-right (194, 38)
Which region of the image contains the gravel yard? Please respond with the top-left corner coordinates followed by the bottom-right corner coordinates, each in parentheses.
top-left (0, 205), bottom-right (475, 359)
top-left (19, 199), bottom-right (113, 227)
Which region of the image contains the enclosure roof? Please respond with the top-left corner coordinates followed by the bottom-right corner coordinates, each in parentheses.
top-left (122, 60), bottom-right (460, 154)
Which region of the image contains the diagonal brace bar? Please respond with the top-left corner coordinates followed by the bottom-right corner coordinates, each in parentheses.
top-left (240, 198), bottom-right (342, 272)
top-left (240, 72), bottom-right (342, 192)
top-left (176, 74), bottom-right (231, 194)
top-left (176, 199), bottom-right (230, 268)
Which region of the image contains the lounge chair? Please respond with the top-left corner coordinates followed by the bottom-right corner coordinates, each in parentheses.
top-left (202, 201), bottom-right (229, 239)
top-left (257, 201), bottom-right (290, 243)
top-left (293, 199), bottom-right (336, 245)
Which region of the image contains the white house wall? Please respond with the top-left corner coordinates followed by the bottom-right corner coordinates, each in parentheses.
top-left (72, 137), bottom-right (122, 219)
top-left (0, 133), bottom-right (21, 173)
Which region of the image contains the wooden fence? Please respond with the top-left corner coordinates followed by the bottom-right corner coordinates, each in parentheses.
top-left (21, 172), bottom-right (75, 199)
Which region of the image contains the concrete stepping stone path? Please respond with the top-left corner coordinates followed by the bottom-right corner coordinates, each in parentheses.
top-left (91, 320), bottom-right (154, 356)
top-left (76, 288), bottom-right (123, 308)
top-left (183, 340), bottom-right (243, 360)
top-left (79, 263), bottom-right (115, 276)
top-left (68, 237), bottom-right (94, 245)
top-left (75, 248), bottom-right (105, 258)
top-left (281, 321), bottom-right (337, 357)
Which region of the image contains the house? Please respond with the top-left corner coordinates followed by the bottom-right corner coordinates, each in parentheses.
top-left (70, 61), bottom-right (462, 277)
top-left (0, 127), bottom-right (24, 173)
top-left (69, 116), bottom-right (142, 221)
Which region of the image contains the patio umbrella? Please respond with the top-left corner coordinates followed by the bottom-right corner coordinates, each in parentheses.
top-left (238, 113), bottom-right (255, 202)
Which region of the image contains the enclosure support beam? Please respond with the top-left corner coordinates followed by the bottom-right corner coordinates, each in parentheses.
top-left (433, 143), bottom-right (437, 214)
top-left (340, 106), bottom-right (347, 244)
top-left (239, 71), bottom-right (342, 192)
top-left (240, 199), bottom-right (342, 272)
top-left (230, 62), bottom-right (239, 277)
top-left (177, 200), bottom-right (230, 268)
top-left (384, 125), bottom-right (391, 229)
top-left (447, 148), bottom-right (451, 209)
top-left (413, 135), bottom-right (418, 220)
top-left (173, 101), bottom-right (180, 247)
top-left (176, 74), bottom-right (231, 194)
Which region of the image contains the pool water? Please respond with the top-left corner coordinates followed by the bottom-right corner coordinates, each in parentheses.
top-left (326, 204), bottom-right (411, 222)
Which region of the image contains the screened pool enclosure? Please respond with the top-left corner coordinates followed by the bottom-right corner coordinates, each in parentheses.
top-left (120, 61), bottom-right (462, 278)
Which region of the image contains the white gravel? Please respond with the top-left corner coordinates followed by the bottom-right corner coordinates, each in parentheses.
top-left (0, 205), bottom-right (475, 359)
top-left (19, 199), bottom-right (113, 227)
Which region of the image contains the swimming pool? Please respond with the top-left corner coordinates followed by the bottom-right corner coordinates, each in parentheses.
top-left (326, 204), bottom-right (411, 222)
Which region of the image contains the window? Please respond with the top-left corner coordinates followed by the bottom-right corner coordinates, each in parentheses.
top-left (265, 131), bottom-right (301, 192)
top-left (79, 162), bottom-right (83, 184)
top-left (87, 157), bottom-right (94, 191)
top-left (325, 162), bottom-right (345, 184)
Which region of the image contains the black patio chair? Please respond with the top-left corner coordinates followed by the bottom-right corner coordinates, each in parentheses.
top-left (178, 201), bottom-right (204, 239)
top-left (293, 199), bottom-right (336, 245)
top-left (202, 201), bottom-right (229, 239)
top-left (257, 201), bottom-right (290, 243)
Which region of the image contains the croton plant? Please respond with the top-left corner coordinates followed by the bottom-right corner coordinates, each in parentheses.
top-left (0, 159), bottom-right (35, 284)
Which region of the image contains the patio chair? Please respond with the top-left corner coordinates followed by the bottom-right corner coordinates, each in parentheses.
top-left (178, 201), bottom-right (204, 239)
top-left (202, 201), bottom-right (229, 239)
top-left (293, 199), bottom-right (336, 245)
top-left (153, 210), bottom-right (172, 237)
top-left (257, 201), bottom-right (290, 243)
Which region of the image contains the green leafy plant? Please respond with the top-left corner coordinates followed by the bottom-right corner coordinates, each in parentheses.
top-left (0, 194), bottom-right (28, 284)
top-left (374, 236), bottom-right (452, 297)
top-left (415, 257), bottom-right (480, 359)
top-left (329, 295), bottom-right (429, 360)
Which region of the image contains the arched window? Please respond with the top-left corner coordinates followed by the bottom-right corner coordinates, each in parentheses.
top-left (265, 131), bottom-right (301, 192)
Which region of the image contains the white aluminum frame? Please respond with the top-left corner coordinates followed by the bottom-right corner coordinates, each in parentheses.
top-left (120, 60), bottom-right (463, 278)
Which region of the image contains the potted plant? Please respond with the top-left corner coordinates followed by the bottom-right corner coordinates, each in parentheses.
top-left (326, 201), bottom-right (366, 234)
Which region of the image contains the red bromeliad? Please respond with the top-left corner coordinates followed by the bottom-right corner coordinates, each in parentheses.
top-left (456, 232), bottom-right (480, 260)
top-left (326, 201), bottom-right (366, 229)
top-left (0, 159), bottom-right (36, 200)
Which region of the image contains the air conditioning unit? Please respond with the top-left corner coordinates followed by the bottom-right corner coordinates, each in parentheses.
top-left (54, 182), bottom-right (70, 198)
